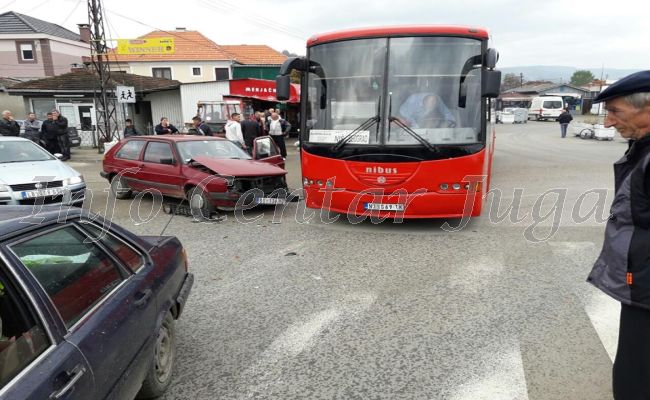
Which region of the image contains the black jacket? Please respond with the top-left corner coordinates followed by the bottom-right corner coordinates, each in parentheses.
top-left (588, 134), bottom-right (650, 309)
top-left (41, 120), bottom-right (59, 140)
top-left (557, 112), bottom-right (573, 124)
top-left (0, 118), bottom-right (20, 136)
top-left (241, 119), bottom-right (261, 148)
top-left (155, 123), bottom-right (178, 135)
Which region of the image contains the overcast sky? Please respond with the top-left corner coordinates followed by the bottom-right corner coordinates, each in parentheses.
top-left (3, 0), bottom-right (649, 69)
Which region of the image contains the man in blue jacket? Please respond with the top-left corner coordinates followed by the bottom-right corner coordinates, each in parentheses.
top-left (587, 70), bottom-right (650, 399)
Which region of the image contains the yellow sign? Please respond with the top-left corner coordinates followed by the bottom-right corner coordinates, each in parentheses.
top-left (116, 38), bottom-right (175, 55)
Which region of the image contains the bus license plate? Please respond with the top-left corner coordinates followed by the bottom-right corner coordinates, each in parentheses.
top-left (256, 197), bottom-right (286, 205)
top-left (364, 203), bottom-right (405, 211)
top-left (21, 188), bottom-right (64, 199)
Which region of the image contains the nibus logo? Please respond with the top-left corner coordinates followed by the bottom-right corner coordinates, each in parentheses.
top-left (365, 166), bottom-right (398, 174)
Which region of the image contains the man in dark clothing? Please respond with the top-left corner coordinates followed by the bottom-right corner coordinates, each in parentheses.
top-left (241, 113), bottom-right (262, 151)
top-left (557, 108), bottom-right (573, 138)
top-left (155, 117), bottom-right (179, 135)
top-left (0, 110), bottom-right (20, 136)
top-left (51, 110), bottom-right (70, 160)
top-left (191, 116), bottom-right (213, 136)
top-left (586, 70), bottom-right (650, 399)
top-left (40, 112), bottom-right (61, 155)
top-left (123, 119), bottom-right (139, 137)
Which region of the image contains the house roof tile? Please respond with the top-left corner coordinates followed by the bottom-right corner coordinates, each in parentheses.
top-left (106, 30), bottom-right (286, 65)
top-left (8, 69), bottom-right (180, 93)
top-left (0, 11), bottom-right (81, 42)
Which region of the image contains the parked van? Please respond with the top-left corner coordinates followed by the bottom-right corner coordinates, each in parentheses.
top-left (528, 96), bottom-right (564, 121)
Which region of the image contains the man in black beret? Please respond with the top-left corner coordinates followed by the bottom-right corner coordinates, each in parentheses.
top-left (587, 70), bottom-right (650, 399)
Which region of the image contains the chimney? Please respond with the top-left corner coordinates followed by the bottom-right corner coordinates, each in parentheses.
top-left (77, 24), bottom-right (91, 43)
top-left (175, 27), bottom-right (186, 31)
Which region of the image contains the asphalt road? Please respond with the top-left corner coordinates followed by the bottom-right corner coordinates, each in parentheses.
top-left (69, 123), bottom-right (625, 400)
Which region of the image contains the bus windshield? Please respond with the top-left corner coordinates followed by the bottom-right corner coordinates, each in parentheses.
top-left (305, 37), bottom-right (483, 147)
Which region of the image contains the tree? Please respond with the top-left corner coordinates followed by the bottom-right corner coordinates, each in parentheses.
top-left (570, 70), bottom-right (595, 86)
top-left (501, 73), bottom-right (522, 91)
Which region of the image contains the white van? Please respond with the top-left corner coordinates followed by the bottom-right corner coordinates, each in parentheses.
top-left (528, 96), bottom-right (564, 121)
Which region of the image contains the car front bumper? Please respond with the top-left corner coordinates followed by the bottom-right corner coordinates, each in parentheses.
top-left (0, 184), bottom-right (86, 206)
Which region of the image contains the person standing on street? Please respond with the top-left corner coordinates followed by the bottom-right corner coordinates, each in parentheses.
top-left (558, 108), bottom-right (573, 138)
top-left (0, 110), bottom-right (20, 136)
top-left (241, 112), bottom-right (262, 151)
top-left (191, 116), bottom-right (213, 136)
top-left (268, 112), bottom-right (287, 159)
top-left (51, 110), bottom-right (70, 161)
top-left (21, 112), bottom-right (41, 143)
top-left (123, 119), bottom-right (139, 137)
top-left (586, 70), bottom-right (650, 400)
top-left (155, 117), bottom-right (179, 135)
top-left (225, 113), bottom-right (246, 150)
top-left (40, 112), bottom-right (60, 155)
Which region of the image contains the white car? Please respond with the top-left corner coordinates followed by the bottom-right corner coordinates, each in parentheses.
top-left (0, 137), bottom-right (85, 206)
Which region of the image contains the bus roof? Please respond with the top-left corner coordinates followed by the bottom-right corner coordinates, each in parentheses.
top-left (307, 25), bottom-right (490, 47)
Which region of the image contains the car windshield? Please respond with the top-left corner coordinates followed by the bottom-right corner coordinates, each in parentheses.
top-left (177, 140), bottom-right (252, 163)
top-left (0, 140), bottom-right (53, 163)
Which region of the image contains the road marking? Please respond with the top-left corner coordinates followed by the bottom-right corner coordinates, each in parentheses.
top-left (450, 344), bottom-right (529, 400)
top-left (584, 288), bottom-right (619, 362)
top-left (243, 292), bottom-right (376, 394)
top-left (549, 241), bottom-right (618, 363)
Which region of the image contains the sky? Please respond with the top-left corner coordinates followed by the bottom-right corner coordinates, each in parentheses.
top-left (2, 0), bottom-right (649, 69)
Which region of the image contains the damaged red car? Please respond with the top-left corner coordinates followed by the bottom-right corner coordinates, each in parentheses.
top-left (101, 136), bottom-right (288, 216)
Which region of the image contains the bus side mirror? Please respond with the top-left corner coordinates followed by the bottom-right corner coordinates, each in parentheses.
top-left (486, 48), bottom-right (499, 69)
top-left (482, 69), bottom-right (502, 98)
top-left (276, 75), bottom-right (291, 101)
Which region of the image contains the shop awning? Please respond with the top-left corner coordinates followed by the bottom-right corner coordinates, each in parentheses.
top-left (228, 78), bottom-right (300, 103)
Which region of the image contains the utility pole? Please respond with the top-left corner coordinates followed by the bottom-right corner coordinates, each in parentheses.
top-left (87, 0), bottom-right (117, 150)
top-left (519, 73), bottom-right (524, 87)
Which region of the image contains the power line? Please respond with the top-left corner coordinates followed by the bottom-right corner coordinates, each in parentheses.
top-left (61, 0), bottom-right (82, 26)
top-left (196, 0), bottom-right (308, 41)
top-left (102, 8), bottom-right (242, 61)
top-left (0, 0), bottom-right (17, 12)
top-left (25, 0), bottom-right (49, 14)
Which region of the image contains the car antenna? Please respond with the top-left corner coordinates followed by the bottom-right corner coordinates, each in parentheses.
top-left (151, 198), bottom-right (186, 249)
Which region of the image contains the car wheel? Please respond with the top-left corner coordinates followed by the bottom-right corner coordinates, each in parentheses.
top-left (187, 186), bottom-right (214, 220)
top-left (110, 175), bottom-right (132, 199)
top-left (137, 311), bottom-right (176, 399)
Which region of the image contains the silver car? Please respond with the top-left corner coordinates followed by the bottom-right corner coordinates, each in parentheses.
top-left (0, 137), bottom-right (85, 206)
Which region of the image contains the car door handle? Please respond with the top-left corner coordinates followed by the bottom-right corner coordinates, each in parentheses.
top-left (134, 289), bottom-right (152, 307)
top-left (50, 365), bottom-right (86, 400)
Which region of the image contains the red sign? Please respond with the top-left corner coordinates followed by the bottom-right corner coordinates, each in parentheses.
top-left (228, 78), bottom-right (300, 103)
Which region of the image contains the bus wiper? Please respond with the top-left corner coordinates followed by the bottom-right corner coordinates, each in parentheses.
top-left (331, 115), bottom-right (380, 152)
top-left (388, 117), bottom-right (437, 152)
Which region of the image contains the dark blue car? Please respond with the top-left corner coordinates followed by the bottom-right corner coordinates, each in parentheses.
top-left (0, 206), bottom-right (193, 399)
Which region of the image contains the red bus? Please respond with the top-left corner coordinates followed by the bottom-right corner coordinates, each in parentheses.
top-left (276, 26), bottom-right (501, 219)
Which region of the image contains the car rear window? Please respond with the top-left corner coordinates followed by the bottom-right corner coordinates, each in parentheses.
top-left (82, 223), bottom-right (144, 273)
top-left (116, 140), bottom-right (146, 160)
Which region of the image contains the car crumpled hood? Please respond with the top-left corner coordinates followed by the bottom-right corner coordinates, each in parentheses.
top-left (0, 160), bottom-right (80, 185)
top-left (190, 156), bottom-right (286, 177)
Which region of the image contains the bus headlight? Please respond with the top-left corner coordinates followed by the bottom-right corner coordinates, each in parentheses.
top-left (452, 183), bottom-right (461, 190)
top-left (439, 183), bottom-right (449, 190)
top-left (0, 184), bottom-right (8, 192)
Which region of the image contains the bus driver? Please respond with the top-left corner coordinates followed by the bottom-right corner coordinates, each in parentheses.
top-left (398, 93), bottom-right (456, 129)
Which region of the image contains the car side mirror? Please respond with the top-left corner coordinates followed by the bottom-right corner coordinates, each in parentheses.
top-left (54, 153), bottom-right (63, 160)
top-left (160, 158), bottom-right (175, 165)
